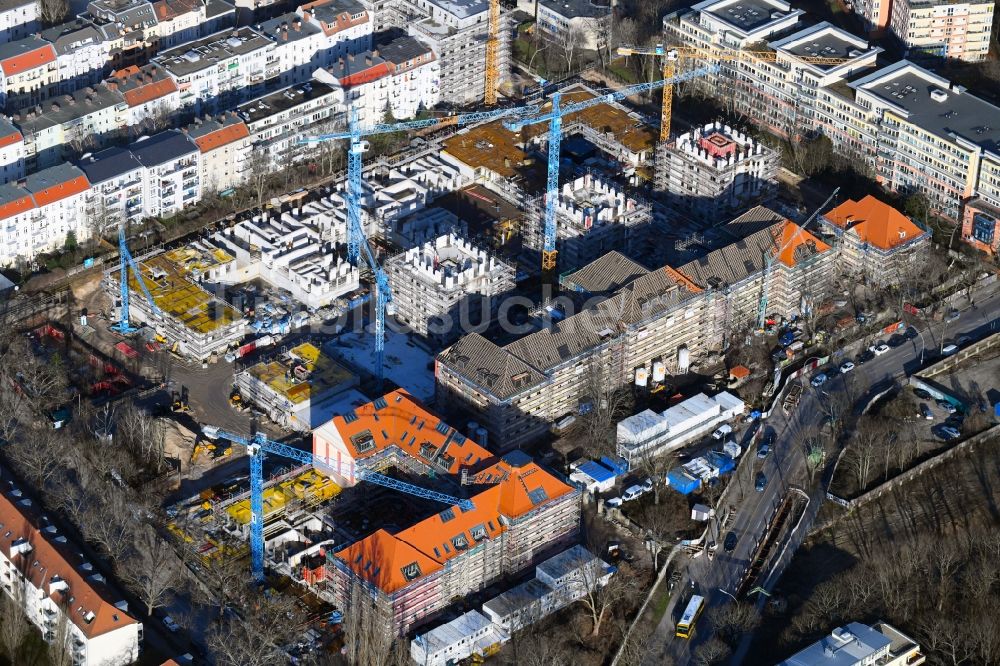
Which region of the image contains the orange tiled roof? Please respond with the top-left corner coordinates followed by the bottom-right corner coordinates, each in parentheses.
top-left (774, 221), bottom-right (831, 267)
top-left (0, 192), bottom-right (34, 221)
top-left (824, 195), bottom-right (925, 251)
top-left (31, 175), bottom-right (90, 207)
top-left (334, 456), bottom-right (572, 594)
top-left (193, 121), bottom-right (249, 152)
top-left (0, 131), bottom-right (21, 149)
top-left (325, 389), bottom-right (492, 475)
top-left (1, 44), bottom-right (56, 77)
top-left (729, 365), bottom-right (751, 379)
top-left (0, 488), bottom-right (138, 638)
top-left (123, 77), bottom-right (178, 107)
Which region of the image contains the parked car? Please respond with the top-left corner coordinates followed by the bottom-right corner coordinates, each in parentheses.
top-left (711, 424), bottom-right (733, 440)
top-left (888, 334), bottom-right (906, 348)
top-left (913, 387), bottom-right (932, 400)
top-left (839, 361), bottom-right (855, 374)
top-left (621, 485), bottom-right (646, 502)
top-left (904, 326), bottom-right (919, 340)
top-left (641, 477), bottom-right (654, 492)
top-left (918, 403), bottom-right (934, 420)
top-left (936, 399), bottom-right (958, 414)
top-left (755, 472), bottom-right (768, 492)
top-left (936, 425), bottom-right (961, 440)
top-left (873, 343), bottom-right (891, 355)
top-left (605, 497), bottom-right (623, 508)
top-left (945, 309), bottom-right (961, 322)
top-left (724, 531), bottom-right (738, 552)
top-left (956, 335), bottom-right (972, 346)
top-left (867, 341), bottom-right (884, 354)
top-left (810, 373), bottom-right (828, 387)
top-left (856, 350), bottom-right (875, 364)
top-left (757, 443), bottom-right (771, 459)
top-left (163, 616), bottom-right (181, 633)
top-left (941, 344), bottom-right (959, 356)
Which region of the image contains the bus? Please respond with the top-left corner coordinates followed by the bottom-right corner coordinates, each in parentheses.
top-left (675, 595), bottom-right (705, 639)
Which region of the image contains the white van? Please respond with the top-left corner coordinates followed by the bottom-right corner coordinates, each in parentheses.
top-left (621, 485), bottom-right (645, 502)
top-left (711, 424), bottom-right (733, 440)
top-left (941, 344), bottom-right (959, 356)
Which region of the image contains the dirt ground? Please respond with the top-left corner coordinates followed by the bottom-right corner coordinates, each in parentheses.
top-left (163, 418), bottom-right (198, 475)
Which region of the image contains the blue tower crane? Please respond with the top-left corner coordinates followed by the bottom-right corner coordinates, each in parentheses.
top-left (298, 105), bottom-right (539, 387)
top-left (502, 66), bottom-right (720, 273)
top-left (201, 425), bottom-right (474, 583)
top-left (111, 225), bottom-right (161, 334)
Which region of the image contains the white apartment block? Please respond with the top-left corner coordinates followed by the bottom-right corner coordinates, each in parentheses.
top-left (130, 129), bottom-right (200, 218)
top-left (0, 36), bottom-right (58, 112)
top-left (0, 0), bottom-right (37, 45)
top-left (107, 63), bottom-right (181, 132)
top-left (658, 122), bottom-right (779, 225)
top-left (87, 0), bottom-right (159, 70)
top-left (777, 622), bottom-right (924, 666)
top-left (237, 80), bottom-right (343, 170)
top-left (155, 27), bottom-right (275, 114)
top-left (0, 482), bottom-right (142, 666)
top-left (890, 0), bottom-right (993, 61)
top-left (318, 35), bottom-right (439, 127)
top-left (297, 0), bottom-right (373, 58)
top-left (536, 0), bottom-right (611, 51)
top-left (79, 146), bottom-right (145, 230)
top-left (207, 213), bottom-right (361, 309)
top-left (386, 232), bottom-right (515, 343)
top-left (260, 12), bottom-right (330, 89)
top-left (381, 0), bottom-right (510, 105)
top-left (152, 0), bottom-right (236, 50)
top-left (40, 21), bottom-right (110, 96)
top-left (525, 172), bottom-right (652, 272)
top-left (14, 83), bottom-right (126, 171)
top-left (185, 113), bottom-right (250, 194)
top-left (0, 117), bottom-right (24, 185)
top-left (0, 163), bottom-right (92, 266)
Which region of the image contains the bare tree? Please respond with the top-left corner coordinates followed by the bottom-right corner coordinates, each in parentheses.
top-left (342, 575), bottom-right (396, 666)
top-left (569, 558), bottom-right (634, 638)
top-left (0, 582), bottom-right (29, 659)
top-left (38, 0), bottom-right (69, 26)
top-left (121, 525), bottom-right (181, 616)
top-left (573, 357), bottom-right (634, 458)
top-left (708, 600), bottom-right (760, 643)
top-left (553, 25), bottom-right (587, 75)
top-left (116, 400), bottom-right (167, 473)
top-left (693, 636), bottom-right (731, 665)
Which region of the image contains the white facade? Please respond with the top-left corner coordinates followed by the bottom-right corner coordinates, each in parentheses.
top-left (0, 0), bottom-right (37, 44)
top-left (110, 64), bottom-right (181, 131)
top-left (0, 37), bottom-right (58, 111)
top-left (130, 129), bottom-right (200, 218)
top-left (889, 0), bottom-right (994, 61)
top-left (536, 0), bottom-right (610, 51)
top-left (0, 118), bottom-right (24, 184)
top-left (617, 392), bottom-right (745, 463)
top-left (79, 147), bottom-right (145, 230)
top-left (410, 610), bottom-right (509, 666)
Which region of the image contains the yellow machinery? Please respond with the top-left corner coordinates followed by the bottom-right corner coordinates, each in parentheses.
top-left (484, 0), bottom-right (500, 104)
top-left (616, 45), bottom-right (854, 142)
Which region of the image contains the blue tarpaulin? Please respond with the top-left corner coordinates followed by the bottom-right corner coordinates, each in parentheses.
top-left (706, 451), bottom-right (736, 475)
top-left (666, 468), bottom-right (701, 495)
top-left (578, 460), bottom-right (615, 483)
top-left (600, 455), bottom-right (629, 476)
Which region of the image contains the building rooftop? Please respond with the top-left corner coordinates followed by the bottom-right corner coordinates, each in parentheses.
top-left (538, 0), bottom-right (611, 19)
top-left (424, 0), bottom-right (488, 19)
top-left (109, 63), bottom-right (177, 108)
top-left (78, 147), bottom-right (143, 184)
top-left (823, 195), bottom-right (926, 251)
top-left (245, 342), bottom-right (355, 405)
top-left (482, 578), bottom-right (551, 618)
top-left (414, 610), bottom-right (507, 657)
top-left (334, 449), bottom-right (573, 593)
top-left (39, 19), bottom-right (103, 56)
top-left (561, 250), bottom-right (649, 296)
top-left (772, 22), bottom-right (873, 64)
top-left (131, 252), bottom-right (242, 335)
top-left (693, 0), bottom-right (801, 34)
top-left (15, 84), bottom-right (124, 134)
top-left (0, 0), bottom-right (35, 11)
top-left (185, 114), bottom-right (249, 152)
top-left (131, 129), bottom-right (197, 166)
top-left (0, 36), bottom-right (56, 76)
top-left (236, 81), bottom-right (338, 125)
top-left (0, 183), bottom-right (34, 220)
top-left (23, 163), bottom-right (90, 206)
top-left (258, 12), bottom-right (322, 44)
top-left (377, 35), bottom-right (433, 66)
top-left (853, 60), bottom-right (1000, 155)
top-left (156, 27), bottom-right (272, 77)
top-left (0, 117), bottom-right (20, 145)
top-left (778, 623), bottom-right (893, 666)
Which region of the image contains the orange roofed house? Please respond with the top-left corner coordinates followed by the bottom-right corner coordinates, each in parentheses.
top-left (820, 195), bottom-right (929, 285)
top-left (312, 390), bottom-right (580, 634)
top-left (0, 478), bottom-right (142, 665)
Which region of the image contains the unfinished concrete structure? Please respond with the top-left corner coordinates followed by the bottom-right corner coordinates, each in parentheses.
top-left (657, 122), bottom-right (779, 225)
top-left (525, 173), bottom-right (651, 272)
top-left (385, 233), bottom-right (515, 344)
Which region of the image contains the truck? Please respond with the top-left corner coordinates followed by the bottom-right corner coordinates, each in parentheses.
top-left (225, 335), bottom-right (274, 363)
top-left (782, 383), bottom-right (803, 414)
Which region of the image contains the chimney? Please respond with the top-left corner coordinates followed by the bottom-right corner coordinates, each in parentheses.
top-left (303, 10), bottom-right (311, 21)
top-left (282, 29), bottom-right (288, 40)
top-left (365, 55), bottom-right (371, 65)
top-left (107, 80), bottom-right (118, 90)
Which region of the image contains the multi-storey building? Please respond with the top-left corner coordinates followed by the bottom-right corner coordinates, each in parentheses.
top-left (236, 80), bottom-right (342, 169)
top-left (14, 83), bottom-right (125, 171)
top-left (151, 0), bottom-right (236, 50)
top-left (437, 207), bottom-right (834, 447)
top-left (777, 621), bottom-right (924, 666)
top-left (386, 233), bottom-right (515, 344)
top-left (962, 197), bottom-right (1000, 255)
top-left (79, 146), bottom-right (145, 230)
top-left (39, 20), bottom-right (110, 96)
top-left (820, 195), bottom-right (929, 285)
top-left (184, 112), bottom-right (249, 194)
top-left (0, 0), bottom-right (37, 45)
top-left (320, 35), bottom-right (439, 127)
top-left (312, 390), bottom-right (580, 635)
top-left (0, 36), bottom-right (58, 112)
top-left (0, 478), bottom-right (142, 666)
top-left (853, 0), bottom-right (893, 34)
top-left (298, 0), bottom-right (373, 58)
top-left (657, 122), bottom-right (779, 225)
top-left (87, 0), bottom-right (159, 69)
top-left (536, 0), bottom-right (611, 51)
top-left (524, 173), bottom-right (651, 272)
top-left (260, 12), bottom-right (329, 89)
top-left (889, 0), bottom-right (994, 61)
top-left (0, 117), bottom-right (24, 184)
top-left (380, 0), bottom-right (509, 106)
top-left (107, 63), bottom-right (181, 132)
top-left (131, 129), bottom-right (200, 218)
top-left (155, 27), bottom-right (275, 114)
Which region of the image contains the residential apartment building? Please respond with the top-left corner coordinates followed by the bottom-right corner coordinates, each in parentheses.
top-left (236, 80), bottom-right (342, 169)
top-left (107, 63), bottom-right (181, 132)
top-left (386, 233), bottom-right (515, 344)
top-left (778, 621), bottom-right (924, 666)
top-left (79, 146), bottom-right (145, 230)
top-left (40, 20), bottom-right (111, 96)
top-left (0, 479), bottom-right (142, 666)
top-left (184, 112), bottom-right (249, 193)
top-left (380, 0), bottom-right (509, 105)
top-left (0, 0), bottom-right (38, 45)
top-left (889, 0), bottom-right (994, 61)
top-left (0, 37), bottom-right (58, 112)
top-left (0, 117), bottom-right (24, 184)
top-left (298, 0), bottom-right (373, 58)
top-left (14, 83), bottom-right (126, 171)
top-left (319, 35), bottom-right (439, 127)
top-left (260, 12), bottom-right (329, 89)
top-left (962, 196), bottom-right (1000, 255)
top-left (155, 27), bottom-right (275, 114)
top-left (130, 129), bottom-right (200, 218)
top-left (853, 0), bottom-right (893, 33)
top-left (87, 0), bottom-right (159, 70)
top-left (820, 194), bottom-right (929, 285)
top-left (315, 390), bottom-right (579, 634)
top-left (151, 0), bottom-right (236, 50)
top-left (437, 207), bottom-right (834, 447)
top-left (657, 122), bottom-right (779, 225)
top-left (536, 0), bottom-right (611, 51)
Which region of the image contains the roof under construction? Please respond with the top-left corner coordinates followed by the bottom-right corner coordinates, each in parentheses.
top-left (244, 342), bottom-right (355, 404)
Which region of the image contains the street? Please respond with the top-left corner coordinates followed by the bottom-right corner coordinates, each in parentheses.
top-left (645, 284), bottom-right (1000, 665)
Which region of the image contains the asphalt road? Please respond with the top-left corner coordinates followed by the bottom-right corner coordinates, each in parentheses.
top-left (646, 285), bottom-right (1000, 665)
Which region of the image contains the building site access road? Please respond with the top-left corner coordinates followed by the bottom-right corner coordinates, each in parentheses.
top-left (646, 285), bottom-right (1000, 666)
